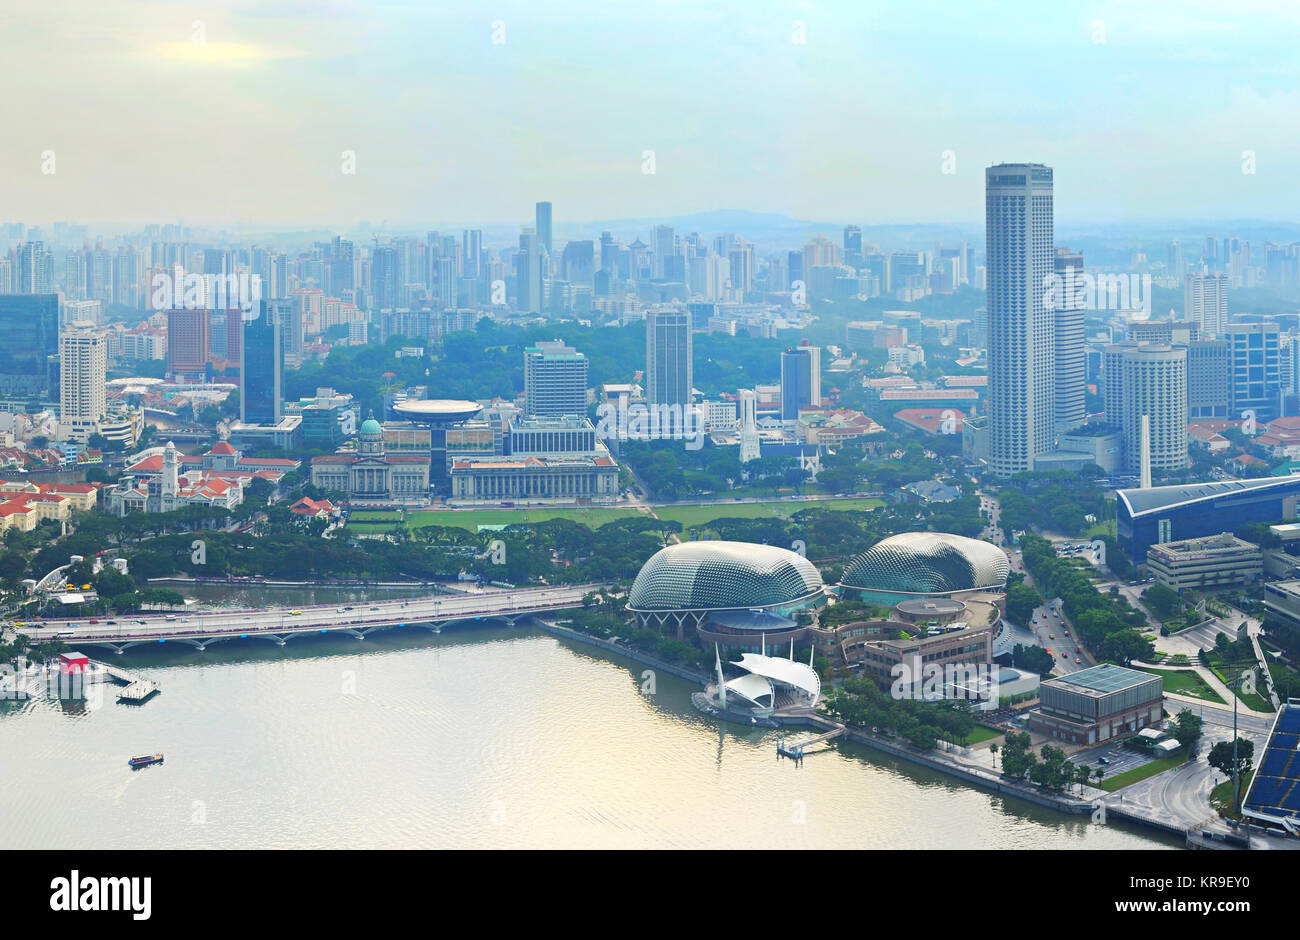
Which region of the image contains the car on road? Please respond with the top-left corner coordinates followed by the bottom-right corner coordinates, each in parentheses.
top-left (1098, 756), bottom-right (1111, 765)
top-left (1049, 633), bottom-right (1055, 639)
top-left (1075, 657), bottom-right (1082, 663)
top-left (289, 610), bottom-right (302, 616)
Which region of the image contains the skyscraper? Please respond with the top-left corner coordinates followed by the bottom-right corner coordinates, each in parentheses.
top-left (780, 343), bottom-right (821, 421)
top-left (986, 163), bottom-right (1055, 476)
top-left (1119, 345), bottom-right (1188, 475)
top-left (0, 293), bottom-right (58, 398)
top-left (370, 245), bottom-right (399, 310)
top-left (59, 322), bottom-right (107, 443)
top-left (517, 228), bottom-right (542, 314)
top-left (166, 308), bottom-right (210, 380)
top-left (1228, 322), bottom-right (1281, 422)
top-left (645, 309), bottom-right (692, 432)
top-left (1053, 247), bottom-right (1087, 432)
top-left (535, 202), bottom-right (553, 254)
top-left (1184, 272), bottom-right (1229, 336)
top-left (523, 340), bottom-right (588, 416)
top-left (241, 300), bottom-right (284, 425)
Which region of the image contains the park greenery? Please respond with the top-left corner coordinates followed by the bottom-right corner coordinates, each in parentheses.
top-left (822, 677), bottom-right (983, 750)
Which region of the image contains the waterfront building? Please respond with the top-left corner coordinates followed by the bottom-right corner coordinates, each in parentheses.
top-left (1029, 664), bottom-right (1163, 746)
top-left (627, 541), bottom-right (825, 646)
top-left (839, 532), bottom-right (1010, 604)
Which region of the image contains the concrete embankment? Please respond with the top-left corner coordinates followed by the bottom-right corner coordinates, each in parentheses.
top-left (532, 619), bottom-right (710, 684)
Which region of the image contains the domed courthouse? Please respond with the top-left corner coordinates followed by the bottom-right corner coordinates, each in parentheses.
top-left (309, 415), bottom-right (432, 502)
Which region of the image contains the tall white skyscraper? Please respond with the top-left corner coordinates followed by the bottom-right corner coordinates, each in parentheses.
top-left (739, 389), bottom-right (760, 463)
top-left (1184, 272), bottom-right (1229, 336)
top-left (986, 163), bottom-right (1055, 476)
top-left (1053, 248), bottom-right (1087, 432)
top-left (59, 322), bottom-right (107, 443)
top-left (1119, 344), bottom-right (1188, 475)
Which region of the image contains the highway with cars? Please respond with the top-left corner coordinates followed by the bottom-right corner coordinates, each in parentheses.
top-left (10, 583), bottom-right (603, 648)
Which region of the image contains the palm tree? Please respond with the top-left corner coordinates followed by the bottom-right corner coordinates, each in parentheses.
top-left (1094, 767), bottom-right (1106, 788)
top-left (990, 743), bottom-right (999, 772)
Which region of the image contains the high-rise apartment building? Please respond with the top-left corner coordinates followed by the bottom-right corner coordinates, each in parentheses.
top-left (59, 323), bottom-right (107, 443)
top-left (1184, 272), bottom-right (1229, 336)
top-left (986, 163), bottom-right (1055, 475)
top-left (523, 340), bottom-right (588, 416)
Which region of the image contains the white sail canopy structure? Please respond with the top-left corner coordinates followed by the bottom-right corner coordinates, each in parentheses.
top-left (723, 673), bottom-right (775, 708)
top-left (731, 652), bottom-right (821, 705)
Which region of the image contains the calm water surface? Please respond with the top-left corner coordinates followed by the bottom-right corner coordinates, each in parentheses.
top-left (1, 625), bottom-right (1176, 849)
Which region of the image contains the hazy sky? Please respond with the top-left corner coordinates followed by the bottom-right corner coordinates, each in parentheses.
top-left (3, 0), bottom-right (1299, 228)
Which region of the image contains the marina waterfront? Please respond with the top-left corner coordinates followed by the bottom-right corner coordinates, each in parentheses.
top-left (1, 623), bottom-right (1177, 849)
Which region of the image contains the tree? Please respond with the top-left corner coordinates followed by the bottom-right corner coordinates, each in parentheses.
top-left (1170, 708), bottom-right (1203, 754)
top-left (1005, 582), bottom-right (1043, 624)
top-left (1207, 738), bottom-right (1255, 782)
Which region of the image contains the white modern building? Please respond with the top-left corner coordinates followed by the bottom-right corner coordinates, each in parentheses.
top-left (1184, 272), bottom-right (1229, 337)
top-left (986, 163), bottom-right (1056, 476)
top-left (58, 322), bottom-right (106, 444)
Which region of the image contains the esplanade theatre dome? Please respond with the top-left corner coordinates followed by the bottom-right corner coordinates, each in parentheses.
top-left (628, 541), bottom-right (824, 614)
top-left (840, 532), bottom-right (1009, 599)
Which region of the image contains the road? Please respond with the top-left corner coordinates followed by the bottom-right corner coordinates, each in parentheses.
top-left (12, 583), bottom-right (602, 646)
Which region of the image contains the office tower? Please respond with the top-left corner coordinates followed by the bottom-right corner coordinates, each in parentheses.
top-left (330, 238), bottom-right (355, 294)
top-left (1184, 272), bottom-right (1229, 336)
top-left (280, 298), bottom-right (304, 368)
top-left (523, 340), bottom-right (588, 416)
top-left (225, 308), bottom-right (243, 367)
top-left (843, 226), bottom-right (863, 266)
top-left (739, 389), bottom-right (760, 463)
top-left (58, 323), bottom-right (106, 443)
top-left (16, 241), bottom-right (54, 294)
top-left (561, 241), bottom-right (595, 287)
top-left (535, 202), bottom-right (553, 257)
top-left (370, 245), bottom-right (399, 310)
top-left (727, 242), bottom-right (754, 294)
top-left (1186, 339), bottom-right (1231, 419)
top-left (167, 308), bottom-right (210, 379)
top-left (517, 228), bottom-right (542, 313)
top-left (1118, 345), bottom-right (1188, 475)
top-left (1227, 322), bottom-right (1281, 422)
top-left (780, 343), bottom-right (821, 421)
top-left (986, 163), bottom-right (1055, 476)
top-left (1053, 248), bottom-right (1087, 431)
top-left (0, 294), bottom-right (59, 398)
top-left (462, 230), bottom-right (482, 279)
top-left (652, 225), bottom-right (675, 279)
top-left (645, 309), bottom-right (693, 431)
top-left (435, 256), bottom-right (457, 311)
top-left (241, 300), bottom-right (284, 425)
top-left (599, 232), bottom-right (619, 274)
top-left (1287, 334), bottom-right (1300, 398)
top-left (1167, 241), bottom-right (1183, 281)
top-left (0, 258), bottom-right (12, 294)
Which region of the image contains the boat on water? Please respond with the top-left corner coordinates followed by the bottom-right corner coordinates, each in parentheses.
top-left (128, 753), bottom-right (164, 769)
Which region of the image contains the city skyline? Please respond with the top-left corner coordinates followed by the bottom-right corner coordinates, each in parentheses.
top-left (4, 1), bottom-right (1300, 226)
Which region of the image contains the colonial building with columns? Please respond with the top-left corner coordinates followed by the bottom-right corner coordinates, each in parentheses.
top-left (309, 416), bottom-right (431, 502)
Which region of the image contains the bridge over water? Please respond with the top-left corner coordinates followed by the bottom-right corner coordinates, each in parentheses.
top-left (20, 583), bottom-right (602, 654)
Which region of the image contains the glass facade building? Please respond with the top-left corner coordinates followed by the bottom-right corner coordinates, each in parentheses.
top-left (0, 293), bottom-right (59, 399)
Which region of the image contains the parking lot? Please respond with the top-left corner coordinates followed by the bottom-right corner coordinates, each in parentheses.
top-left (1070, 740), bottom-right (1155, 777)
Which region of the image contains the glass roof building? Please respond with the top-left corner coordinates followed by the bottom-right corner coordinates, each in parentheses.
top-left (839, 532), bottom-right (1009, 603)
top-left (628, 541), bottom-right (825, 641)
